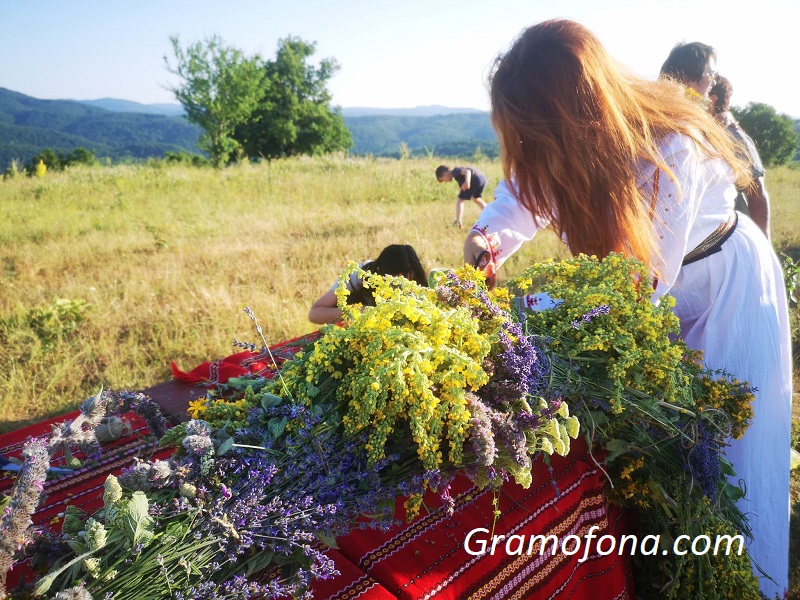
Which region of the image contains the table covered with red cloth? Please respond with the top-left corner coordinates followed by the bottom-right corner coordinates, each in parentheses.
top-left (306, 438), bottom-right (634, 600)
top-left (2, 333), bottom-right (635, 599)
top-left (1, 410), bottom-right (174, 590)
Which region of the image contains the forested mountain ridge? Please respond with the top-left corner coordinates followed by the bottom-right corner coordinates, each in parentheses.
top-left (0, 87), bottom-right (202, 167)
top-left (0, 87), bottom-right (497, 165)
top-left (78, 98), bottom-right (186, 117)
top-left (345, 112), bottom-right (497, 157)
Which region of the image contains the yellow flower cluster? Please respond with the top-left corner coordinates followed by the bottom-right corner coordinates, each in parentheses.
top-left (660, 520), bottom-right (761, 600)
top-left (281, 265), bottom-right (492, 471)
top-left (430, 264), bottom-right (513, 337)
top-left (678, 347), bottom-right (754, 440)
top-left (187, 398), bottom-right (208, 419)
top-left (202, 397), bottom-right (251, 432)
top-left (185, 396), bottom-right (251, 432)
top-left (685, 86), bottom-right (712, 110)
top-left (609, 456), bottom-right (653, 508)
top-left (511, 253), bottom-right (684, 413)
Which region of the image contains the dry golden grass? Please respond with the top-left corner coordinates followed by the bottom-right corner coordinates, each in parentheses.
top-left (0, 156), bottom-right (569, 430)
top-left (1, 160), bottom-right (797, 431)
top-left (2, 156), bottom-right (800, 590)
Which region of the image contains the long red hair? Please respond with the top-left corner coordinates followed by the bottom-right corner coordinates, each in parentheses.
top-left (490, 19), bottom-right (747, 270)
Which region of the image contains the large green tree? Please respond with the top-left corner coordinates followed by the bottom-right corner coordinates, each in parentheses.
top-left (165, 35), bottom-right (266, 167)
top-left (234, 37), bottom-right (352, 159)
top-left (731, 102), bottom-right (799, 167)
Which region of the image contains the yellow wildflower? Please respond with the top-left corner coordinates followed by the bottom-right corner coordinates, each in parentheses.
top-left (187, 398), bottom-right (208, 419)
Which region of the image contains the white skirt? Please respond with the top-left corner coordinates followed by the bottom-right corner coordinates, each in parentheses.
top-left (671, 214), bottom-right (792, 597)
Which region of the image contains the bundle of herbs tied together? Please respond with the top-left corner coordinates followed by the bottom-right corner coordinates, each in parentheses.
top-left (2, 254), bottom-right (759, 599)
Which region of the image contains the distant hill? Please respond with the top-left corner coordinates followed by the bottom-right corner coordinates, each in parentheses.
top-left (3, 89), bottom-right (795, 166)
top-left (344, 112), bottom-right (497, 158)
top-left (0, 88), bottom-right (201, 167)
top-left (341, 105), bottom-right (485, 118)
top-left (77, 98), bottom-right (185, 117)
top-left (0, 88), bottom-right (497, 166)
top-left (70, 98), bottom-right (498, 157)
top-left (72, 99), bottom-right (482, 120)
top-left (69, 98), bottom-right (497, 156)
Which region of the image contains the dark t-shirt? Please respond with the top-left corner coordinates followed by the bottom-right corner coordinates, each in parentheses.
top-left (452, 167), bottom-right (488, 199)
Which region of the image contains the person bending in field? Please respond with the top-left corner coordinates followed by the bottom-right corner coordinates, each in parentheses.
top-left (435, 165), bottom-right (488, 229)
top-left (308, 244), bottom-right (428, 325)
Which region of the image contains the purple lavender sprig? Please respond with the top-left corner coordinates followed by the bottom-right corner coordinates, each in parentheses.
top-left (232, 339), bottom-right (263, 353)
top-left (437, 270), bottom-right (552, 401)
top-left (436, 271), bottom-right (506, 323)
top-left (684, 420), bottom-right (722, 501)
top-left (0, 438), bottom-right (49, 596)
top-left (570, 304), bottom-right (611, 329)
top-left (128, 394), bottom-right (169, 440)
top-left (465, 394), bottom-right (497, 467)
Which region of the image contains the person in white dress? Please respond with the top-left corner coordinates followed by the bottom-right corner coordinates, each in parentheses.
top-left (464, 19), bottom-right (791, 598)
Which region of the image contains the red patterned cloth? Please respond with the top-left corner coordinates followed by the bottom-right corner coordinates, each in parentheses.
top-left (302, 437), bottom-right (634, 600)
top-left (1, 411), bottom-right (173, 589)
top-left (2, 330), bottom-right (636, 599)
top-left (171, 331), bottom-right (322, 386)
top-left (0, 413), bottom-right (166, 523)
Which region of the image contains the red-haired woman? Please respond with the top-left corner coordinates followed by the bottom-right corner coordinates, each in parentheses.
top-left (464, 19), bottom-right (791, 597)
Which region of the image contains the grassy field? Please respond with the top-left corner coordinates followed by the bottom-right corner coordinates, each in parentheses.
top-left (0, 156), bottom-right (572, 430)
top-left (2, 157), bottom-right (800, 593)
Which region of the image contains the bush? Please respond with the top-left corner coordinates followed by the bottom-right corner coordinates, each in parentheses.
top-left (27, 149), bottom-right (61, 175)
top-left (63, 147), bottom-right (97, 167)
top-left (164, 150), bottom-right (209, 167)
top-left (26, 298), bottom-right (92, 348)
top-left (2, 159), bottom-right (22, 181)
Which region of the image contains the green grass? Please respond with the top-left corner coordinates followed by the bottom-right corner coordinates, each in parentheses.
top-left (2, 157), bottom-right (800, 594)
top-left (0, 156), bottom-right (569, 430)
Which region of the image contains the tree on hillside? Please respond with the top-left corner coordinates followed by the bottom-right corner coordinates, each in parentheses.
top-left (24, 147), bottom-right (97, 174)
top-left (234, 37), bottom-right (352, 159)
top-left (63, 147), bottom-right (97, 167)
top-left (731, 102), bottom-right (799, 167)
top-left (28, 148), bottom-right (61, 173)
top-left (165, 35), bottom-right (266, 167)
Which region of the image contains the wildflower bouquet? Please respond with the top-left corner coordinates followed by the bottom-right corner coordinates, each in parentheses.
top-left (510, 253), bottom-right (759, 600)
top-left (1, 255), bottom-right (760, 600)
top-left (3, 265), bottom-right (578, 599)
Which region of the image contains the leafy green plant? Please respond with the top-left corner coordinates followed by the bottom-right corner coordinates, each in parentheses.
top-left (26, 298), bottom-right (92, 347)
top-left (781, 252), bottom-right (800, 306)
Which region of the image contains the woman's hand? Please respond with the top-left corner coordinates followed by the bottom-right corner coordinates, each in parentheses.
top-left (464, 231), bottom-right (497, 289)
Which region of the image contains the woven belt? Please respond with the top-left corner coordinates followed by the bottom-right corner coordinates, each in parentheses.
top-left (681, 212), bottom-right (739, 267)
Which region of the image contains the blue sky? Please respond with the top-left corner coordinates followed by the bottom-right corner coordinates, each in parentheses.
top-left (2, 0), bottom-right (799, 117)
